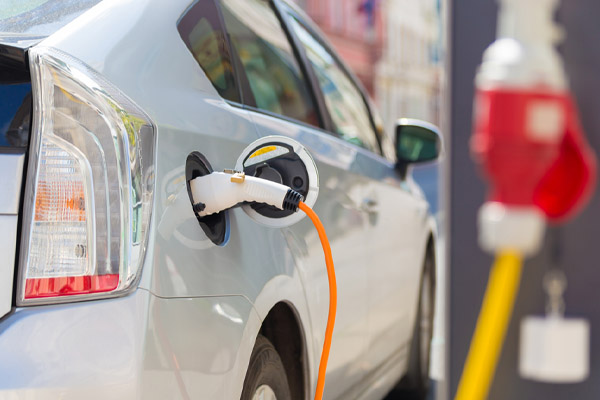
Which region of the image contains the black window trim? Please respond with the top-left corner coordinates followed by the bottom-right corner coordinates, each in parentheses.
top-left (214, 0), bottom-right (327, 131)
top-left (213, 0), bottom-right (260, 108)
top-left (269, 0), bottom-right (331, 133)
top-left (274, 0), bottom-right (385, 156)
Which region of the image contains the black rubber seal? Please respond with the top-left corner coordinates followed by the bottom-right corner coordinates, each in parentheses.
top-left (282, 189), bottom-right (303, 212)
top-left (186, 151), bottom-right (228, 246)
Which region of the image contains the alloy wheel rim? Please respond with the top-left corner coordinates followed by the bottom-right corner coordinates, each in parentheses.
top-left (252, 384), bottom-right (277, 400)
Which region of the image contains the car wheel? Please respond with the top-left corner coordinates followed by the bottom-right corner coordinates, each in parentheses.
top-left (394, 248), bottom-right (436, 399)
top-left (241, 334), bottom-right (292, 400)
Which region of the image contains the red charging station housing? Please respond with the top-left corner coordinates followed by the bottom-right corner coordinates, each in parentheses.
top-left (472, 88), bottom-right (596, 222)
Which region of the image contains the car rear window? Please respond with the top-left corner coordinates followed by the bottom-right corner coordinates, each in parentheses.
top-left (0, 0), bottom-right (101, 35)
top-left (0, 82), bottom-right (31, 148)
top-left (177, 0), bottom-right (240, 102)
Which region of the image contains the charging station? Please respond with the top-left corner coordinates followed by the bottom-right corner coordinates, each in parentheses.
top-left (447, 0), bottom-right (600, 398)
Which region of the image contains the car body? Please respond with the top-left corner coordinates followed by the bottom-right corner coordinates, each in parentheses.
top-left (0, 0), bottom-right (439, 399)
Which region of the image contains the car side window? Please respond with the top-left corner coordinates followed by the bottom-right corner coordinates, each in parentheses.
top-left (219, 0), bottom-right (319, 127)
top-left (288, 16), bottom-right (380, 153)
top-left (178, 0), bottom-right (240, 102)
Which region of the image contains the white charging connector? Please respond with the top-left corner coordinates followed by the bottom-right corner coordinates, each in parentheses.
top-left (189, 170), bottom-right (303, 217)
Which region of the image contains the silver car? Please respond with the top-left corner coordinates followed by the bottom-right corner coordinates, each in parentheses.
top-left (0, 0), bottom-right (440, 399)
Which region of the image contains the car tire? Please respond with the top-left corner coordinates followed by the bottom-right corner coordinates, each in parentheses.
top-left (241, 334), bottom-right (292, 400)
top-left (393, 247), bottom-right (436, 399)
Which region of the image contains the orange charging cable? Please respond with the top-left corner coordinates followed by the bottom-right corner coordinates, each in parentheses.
top-left (298, 201), bottom-right (337, 400)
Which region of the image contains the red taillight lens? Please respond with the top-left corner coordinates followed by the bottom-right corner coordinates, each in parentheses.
top-left (20, 47), bottom-right (156, 304)
top-left (24, 275), bottom-right (119, 299)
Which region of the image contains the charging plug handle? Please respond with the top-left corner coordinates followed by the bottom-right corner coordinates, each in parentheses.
top-left (189, 171), bottom-right (303, 217)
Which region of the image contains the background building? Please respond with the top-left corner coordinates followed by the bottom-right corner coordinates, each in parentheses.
top-left (375, 0), bottom-right (444, 134)
top-left (294, 0), bottom-right (444, 137)
top-left (300, 0), bottom-right (385, 96)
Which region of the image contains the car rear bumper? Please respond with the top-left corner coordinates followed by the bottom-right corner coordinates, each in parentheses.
top-left (0, 289), bottom-right (151, 399)
top-left (0, 288), bottom-right (260, 399)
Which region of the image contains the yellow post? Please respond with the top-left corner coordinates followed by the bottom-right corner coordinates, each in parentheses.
top-left (455, 251), bottom-right (523, 400)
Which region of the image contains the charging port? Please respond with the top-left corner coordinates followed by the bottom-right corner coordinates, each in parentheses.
top-left (240, 142), bottom-right (310, 219)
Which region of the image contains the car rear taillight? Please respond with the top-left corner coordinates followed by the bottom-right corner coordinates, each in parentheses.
top-left (18, 47), bottom-right (155, 304)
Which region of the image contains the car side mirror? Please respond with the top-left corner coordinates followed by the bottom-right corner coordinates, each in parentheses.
top-left (395, 118), bottom-right (442, 171)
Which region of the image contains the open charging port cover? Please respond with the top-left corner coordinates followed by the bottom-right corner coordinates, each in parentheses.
top-left (186, 151), bottom-right (228, 246)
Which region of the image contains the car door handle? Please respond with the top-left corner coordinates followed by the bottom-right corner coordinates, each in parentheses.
top-left (360, 198), bottom-right (379, 214)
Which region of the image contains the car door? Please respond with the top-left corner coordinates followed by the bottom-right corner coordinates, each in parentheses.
top-left (281, 6), bottom-right (428, 376)
top-left (363, 160), bottom-right (430, 367)
top-left (215, 0), bottom-right (371, 397)
top-left (152, 0), bottom-right (267, 300)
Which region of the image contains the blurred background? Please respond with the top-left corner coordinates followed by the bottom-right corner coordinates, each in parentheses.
top-left (291, 0), bottom-right (444, 129)
top-left (290, 1), bottom-right (447, 398)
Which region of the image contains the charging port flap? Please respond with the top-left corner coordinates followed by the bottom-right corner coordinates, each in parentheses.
top-left (186, 151), bottom-right (229, 246)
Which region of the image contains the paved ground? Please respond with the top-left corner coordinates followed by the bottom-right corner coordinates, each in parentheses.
top-left (383, 380), bottom-right (437, 400)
